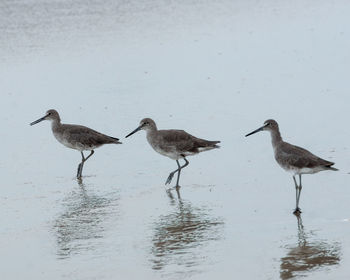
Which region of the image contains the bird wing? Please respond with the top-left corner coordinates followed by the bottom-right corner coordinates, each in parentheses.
top-left (157, 130), bottom-right (218, 154)
top-left (157, 130), bottom-right (195, 153)
top-left (62, 124), bottom-right (118, 147)
top-left (276, 142), bottom-right (334, 169)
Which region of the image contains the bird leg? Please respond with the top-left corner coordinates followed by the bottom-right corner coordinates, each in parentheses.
top-left (165, 158), bottom-right (189, 187)
top-left (77, 152), bottom-right (85, 179)
top-left (165, 160), bottom-right (181, 185)
top-left (76, 150), bottom-right (94, 179)
top-left (175, 158), bottom-right (189, 188)
top-left (175, 160), bottom-right (182, 187)
top-left (296, 174), bottom-right (302, 209)
top-left (293, 175), bottom-right (302, 215)
top-left (293, 175), bottom-right (299, 204)
top-left (84, 150), bottom-right (95, 161)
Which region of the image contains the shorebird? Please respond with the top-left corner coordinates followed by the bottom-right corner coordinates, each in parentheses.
top-left (125, 118), bottom-right (220, 189)
top-left (245, 119), bottom-right (337, 214)
top-left (30, 109), bottom-right (122, 179)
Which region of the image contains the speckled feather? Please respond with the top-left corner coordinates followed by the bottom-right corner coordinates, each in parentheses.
top-left (56, 124), bottom-right (120, 148)
top-left (275, 141), bottom-right (335, 171)
top-left (153, 129), bottom-right (220, 155)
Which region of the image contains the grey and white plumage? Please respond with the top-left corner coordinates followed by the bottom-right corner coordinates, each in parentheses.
top-left (30, 109), bottom-right (121, 179)
top-left (125, 118), bottom-right (220, 188)
top-left (245, 119), bottom-right (337, 214)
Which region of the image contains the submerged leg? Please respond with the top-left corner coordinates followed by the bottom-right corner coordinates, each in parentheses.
top-left (175, 185), bottom-right (182, 200)
top-left (76, 150), bottom-right (94, 179)
top-left (77, 152), bottom-right (85, 179)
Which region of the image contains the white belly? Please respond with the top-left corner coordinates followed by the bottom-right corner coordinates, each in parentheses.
top-left (53, 132), bottom-right (86, 151)
top-left (152, 144), bottom-right (181, 160)
top-left (281, 165), bottom-right (324, 175)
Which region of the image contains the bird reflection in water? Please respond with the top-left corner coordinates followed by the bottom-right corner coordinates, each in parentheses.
top-left (280, 215), bottom-right (340, 279)
top-left (151, 189), bottom-right (224, 276)
top-left (54, 181), bottom-right (119, 259)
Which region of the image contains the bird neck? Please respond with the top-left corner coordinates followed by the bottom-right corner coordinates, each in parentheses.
top-left (146, 125), bottom-right (157, 134)
top-left (51, 119), bottom-right (61, 131)
top-left (145, 126), bottom-right (158, 141)
top-left (270, 129), bottom-right (282, 147)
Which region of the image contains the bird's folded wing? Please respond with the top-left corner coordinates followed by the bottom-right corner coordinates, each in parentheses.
top-left (278, 143), bottom-right (332, 168)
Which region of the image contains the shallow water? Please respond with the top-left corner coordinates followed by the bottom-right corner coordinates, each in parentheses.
top-left (1, 0), bottom-right (350, 279)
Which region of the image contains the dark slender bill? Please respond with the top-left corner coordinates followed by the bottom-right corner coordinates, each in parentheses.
top-left (125, 125), bottom-right (142, 138)
top-left (245, 126), bottom-right (265, 137)
top-left (30, 115), bottom-right (48, 126)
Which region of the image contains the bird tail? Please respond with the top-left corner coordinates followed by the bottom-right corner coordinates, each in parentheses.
top-left (327, 166), bottom-right (338, 171)
top-left (198, 140), bottom-right (220, 152)
top-left (110, 136), bottom-right (122, 144)
top-left (211, 141), bottom-right (221, 149)
top-left (326, 162), bottom-right (338, 171)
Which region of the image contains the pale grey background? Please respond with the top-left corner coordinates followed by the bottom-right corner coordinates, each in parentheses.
top-left (1, 1), bottom-right (350, 279)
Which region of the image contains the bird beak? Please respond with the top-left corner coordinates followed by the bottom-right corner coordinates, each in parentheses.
top-left (245, 125), bottom-right (265, 137)
top-left (30, 114), bottom-right (48, 126)
top-left (125, 125), bottom-right (143, 138)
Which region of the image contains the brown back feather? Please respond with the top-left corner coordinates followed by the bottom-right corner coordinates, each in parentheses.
top-left (276, 142), bottom-right (334, 169)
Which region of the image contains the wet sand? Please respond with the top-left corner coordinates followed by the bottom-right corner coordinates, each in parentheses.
top-left (1, 1), bottom-right (350, 279)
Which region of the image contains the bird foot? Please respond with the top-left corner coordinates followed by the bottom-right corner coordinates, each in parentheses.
top-left (293, 208), bottom-right (302, 215)
top-left (165, 172), bottom-right (175, 185)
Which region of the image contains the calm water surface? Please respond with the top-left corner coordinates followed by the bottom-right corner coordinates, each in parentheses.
top-left (1, 0), bottom-right (350, 279)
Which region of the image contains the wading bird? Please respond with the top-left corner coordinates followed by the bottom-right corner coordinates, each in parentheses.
top-left (245, 119), bottom-right (337, 214)
top-left (125, 118), bottom-right (220, 189)
top-left (30, 109), bottom-right (122, 179)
